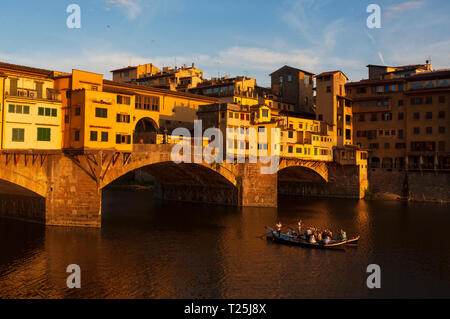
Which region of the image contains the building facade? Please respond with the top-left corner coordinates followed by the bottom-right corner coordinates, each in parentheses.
top-left (270, 65), bottom-right (315, 115)
top-left (0, 62), bottom-right (63, 150)
top-left (347, 65), bottom-right (450, 170)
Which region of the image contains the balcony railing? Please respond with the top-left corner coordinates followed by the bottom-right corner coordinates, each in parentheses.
top-left (6, 88), bottom-right (61, 102)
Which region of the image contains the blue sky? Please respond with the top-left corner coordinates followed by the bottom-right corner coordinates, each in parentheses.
top-left (0, 0), bottom-right (449, 86)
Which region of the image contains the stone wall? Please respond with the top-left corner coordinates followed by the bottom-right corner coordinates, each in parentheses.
top-left (45, 155), bottom-right (102, 228)
top-left (368, 168), bottom-right (450, 202)
top-left (278, 164), bottom-right (367, 199)
top-left (0, 194), bottom-right (45, 223)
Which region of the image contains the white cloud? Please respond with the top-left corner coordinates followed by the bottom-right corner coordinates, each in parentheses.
top-left (104, 0), bottom-right (142, 20)
top-left (385, 1), bottom-right (424, 16)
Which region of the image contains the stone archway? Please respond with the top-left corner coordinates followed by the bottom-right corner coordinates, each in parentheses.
top-left (134, 117), bottom-right (159, 144)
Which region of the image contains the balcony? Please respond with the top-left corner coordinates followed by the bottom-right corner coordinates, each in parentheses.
top-left (6, 88), bottom-right (61, 102)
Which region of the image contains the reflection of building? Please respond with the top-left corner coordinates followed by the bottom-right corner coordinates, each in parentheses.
top-left (270, 65), bottom-right (315, 115)
top-left (347, 63), bottom-right (450, 169)
top-left (0, 62), bottom-right (63, 150)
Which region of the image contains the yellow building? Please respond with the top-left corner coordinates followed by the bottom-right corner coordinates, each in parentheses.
top-left (0, 62), bottom-right (63, 150)
top-left (111, 63), bottom-right (161, 83)
top-left (54, 68), bottom-right (217, 152)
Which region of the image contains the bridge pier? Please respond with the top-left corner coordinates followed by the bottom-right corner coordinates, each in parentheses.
top-left (45, 155), bottom-right (102, 228)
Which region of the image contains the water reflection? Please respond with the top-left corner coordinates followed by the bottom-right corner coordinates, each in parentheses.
top-left (0, 190), bottom-right (449, 298)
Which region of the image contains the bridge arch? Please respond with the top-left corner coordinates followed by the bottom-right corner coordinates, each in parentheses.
top-left (0, 161), bottom-right (48, 198)
top-left (278, 159), bottom-right (329, 182)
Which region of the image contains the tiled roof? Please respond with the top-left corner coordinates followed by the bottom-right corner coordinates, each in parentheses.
top-left (103, 79), bottom-right (218, 101)
top-left (0, 61), bottom-right (54, 76)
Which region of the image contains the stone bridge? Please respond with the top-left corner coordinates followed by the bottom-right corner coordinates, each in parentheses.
top-left (0, 145), bottom-right (367, 227)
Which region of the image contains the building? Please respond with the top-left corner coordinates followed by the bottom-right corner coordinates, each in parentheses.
top-left (197, 102), bottom-right (337, 163)
top-left (366, 63), bottom-right (432, 80)
top-left (347, 64), bottom-right (450, 170)
top-left (54, 68), bottom-right (218, 151)
top-left (111, 63), bottom-right (161, 83)
top-left (112, 63), bottom-right (203, 92)
top-left (270, 65), bottom-right (315, 114)
top-left (316, 70), bottom-right (353, 147)
top-left (0, 62), bottom-right (63, 150)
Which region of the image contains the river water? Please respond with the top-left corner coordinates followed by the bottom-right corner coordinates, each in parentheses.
top-left (0, 190), bottom-right (449, 298)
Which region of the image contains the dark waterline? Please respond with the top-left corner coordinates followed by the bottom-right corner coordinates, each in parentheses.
top-left (0, 190), bottom-right (449, 298)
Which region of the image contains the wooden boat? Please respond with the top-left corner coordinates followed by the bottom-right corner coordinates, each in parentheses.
top-left (266, 227), bottom-right (359, 249)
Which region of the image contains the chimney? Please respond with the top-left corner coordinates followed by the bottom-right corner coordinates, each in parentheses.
top-left (192, 63), bottom-right (195, 68)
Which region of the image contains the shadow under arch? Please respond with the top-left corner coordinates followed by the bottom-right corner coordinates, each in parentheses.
top-left (0, 179), bottom-right (46, 223)
top-left (277, 165), bottom-right (328, 198)
top-left (103, 162), bottom-right (239, 206)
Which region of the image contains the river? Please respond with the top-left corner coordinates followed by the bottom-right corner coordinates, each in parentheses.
top-left (0, 190), bottom-right (449, 298)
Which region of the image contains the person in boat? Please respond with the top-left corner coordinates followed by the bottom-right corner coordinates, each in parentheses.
top-left (297, 220), bottom-right (302, 235)
top-left (339, 229), bottom-right (347, 241)
top-left (276, 222), bottom-right (282, 236)
top-left (309, 233), bottom-right (317, 243)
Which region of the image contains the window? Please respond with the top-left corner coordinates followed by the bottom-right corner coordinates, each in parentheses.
top-left (74, 130), bottom-right (80, 141)
top-left (345, 129), bottom-right (351, 140)
top-left (438, 141), bottom-right (445, 152)
top-left (45, 108), bottom-right (50, 116)
top-left (37, 127), bottom-right (51, 141)
top-left (279, 76), bottom-right (283, 83)
top-left (438, 96), bottom-right (445, 103)
top-left (296, 147), bottom-right (302, 153)
top-left (229, 112), bottom-right (233, 118)
top-left (234, 112), bottom-right (239, 119)
top-left (326, 86), bottom-right (331, 93)
top-left (357, 87), bottom-right (367, 94)
top-left (377, 86), bottom-right (383, 93)
top-left (384, 143), bottom-right (390, 149)
top-left (382, 113), bottom-right (392, 121)
top-left (411, 97), bottom-right (423, 105)
top-left (95, 108), bottom-right (108, 118)
top-left (288, 146), bottom-right (293, 153)
top-left (413, 127), bottom-right (420, 135)
top-left (425, 97), bottom-right (432, 104)
top-left (116, 113), bottom-right (130, 123)
top-left (426, 112), bottom-right (432, 119)
top-left (116, 134), bottom-right (131, 144)
top-left (288, 75), bottom-right (292, 82)
top-left (438, 111), bottom-right (445, 118)
top-left (101, 132), bottom-right (109, 142)
top-left (12, 128), bottom-right (25, 142)
top-left (371, 113), bottom-right (377, 121)
top-left (398, 100), bottom-right (404, 106)
top-left (413, 112), bottom-right (420, 120)
top-left (439, 127), bottom-right (446, 134)
top-left (75, 108), bottom-right (81, 116)
top-left (426, 127), bottom-right (432, 134)
top-left (288, 131), bottom-right (293, 138)
top-left (261, 109), bottom-right (269, 117)
top-left (398, 112), bottom-right (404, 120)
top-left (358, 114), bottom-right (365, 122)
top-left (90, 131), bottom-right (98, 141)
top-left (398, 129), bottom-right (404, 139)
top-left (8, 104), bottom-right (15, 113)
top-left (51, 109), bottom-right (57, 117)
top-left (395, 143), bottom-right (406, 149)
top-left (23, 106), bottom-right (30, 114)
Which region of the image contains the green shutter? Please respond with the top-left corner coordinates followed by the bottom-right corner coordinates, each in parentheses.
top-left (23, 105), bottom-right (30, 114)
top-left (38, 107), bottom-right (44, 115)
top-left (45, 108), bottom-right (51, 116)
top-left (51, 109), bottom-right (57, 117)
top-left (8, 104), bottom-right (15, 113)
top-left (117, 114), bottom-right (121, 122)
